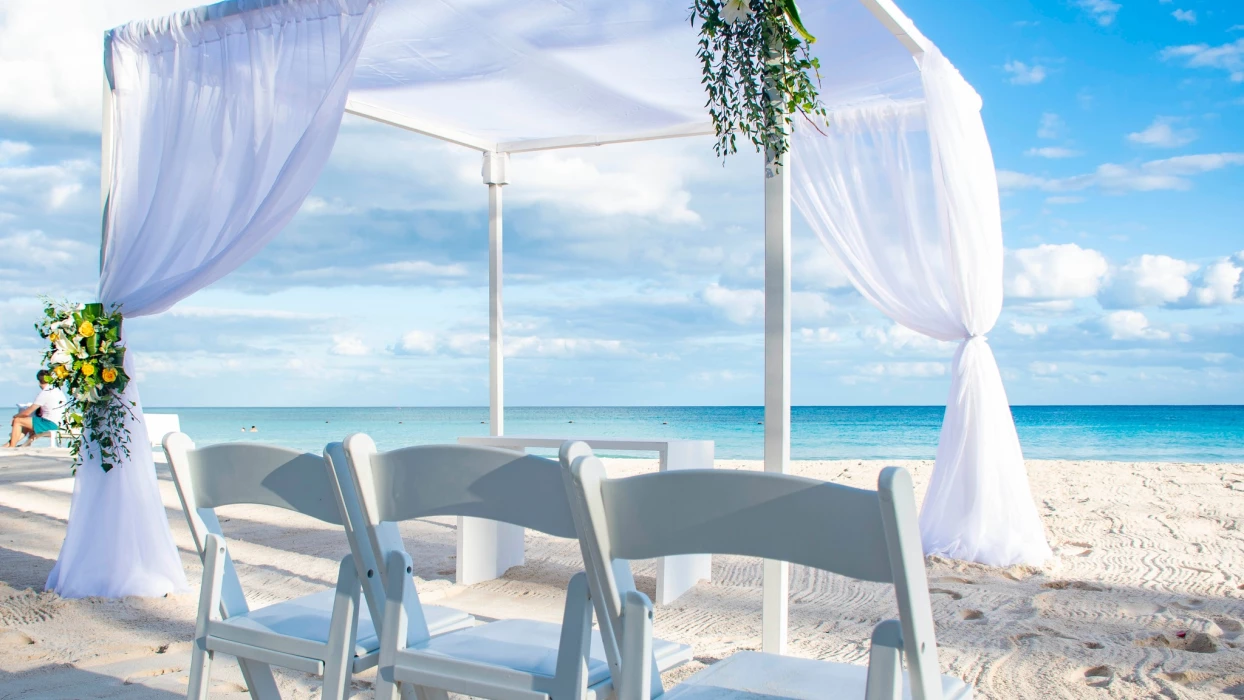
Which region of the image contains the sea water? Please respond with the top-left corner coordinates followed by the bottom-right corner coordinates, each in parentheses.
top-left (151, 405), bottom-right (1244, 462)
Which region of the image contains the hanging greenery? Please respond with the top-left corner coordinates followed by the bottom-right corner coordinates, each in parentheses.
top-left (36, 300), bottom-right (135, 473)
top-left (691, 0), bottom-right (825, 161)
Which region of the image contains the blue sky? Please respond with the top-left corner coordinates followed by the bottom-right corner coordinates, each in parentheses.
top-left (0, 0), bottom-right (1241, 408)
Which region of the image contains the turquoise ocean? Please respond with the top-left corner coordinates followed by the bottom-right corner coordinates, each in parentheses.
top-left (150, 406), bottom-right (1244, 462)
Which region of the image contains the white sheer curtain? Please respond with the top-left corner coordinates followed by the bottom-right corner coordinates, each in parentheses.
top-left (791, 48), bottom-right (1052, 566)
top-left (47, 0), bottom-right (380, 598)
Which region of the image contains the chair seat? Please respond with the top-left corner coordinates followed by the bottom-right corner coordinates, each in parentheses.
top-left (220, 589), bottom-right (474, 657)
top-left (662, 651), bottom-right (972, 700)
top-left (412, 618), bottom-right (692, 687)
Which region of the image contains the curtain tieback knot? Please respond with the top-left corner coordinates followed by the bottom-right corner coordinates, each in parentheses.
top-left (964, 333), bottom-right (987, 343)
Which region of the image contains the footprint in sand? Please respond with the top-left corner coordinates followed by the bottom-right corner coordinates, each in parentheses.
top-left (1059, 541), bottom-right (1094, 557)
top-left (1215, 617), bottom-right (1243, 639)
top-left (1118, 600), bottom-right (1164, 616)
top-left (123, 667), bottom-right (182, 685)
top-left (1041, 580), bottom-right (1104, 592)
top-left (929, 588), bottom-right (964, 600)
top-left (0, 628), bottom-right (35, 647)
top-left (1172, 598), bottom-right (1206, 610)
top-left (1083, 641), bottom-right (1104, 649)
top-left (959, 609), bottom-right (984, 621)
top-left (1084, 665), bottom-right (1114, 688)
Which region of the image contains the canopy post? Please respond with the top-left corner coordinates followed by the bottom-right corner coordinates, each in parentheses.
top-left (761, 145), bottom-right (792, 655)
top-left (483, 151), bottom-right (510, 437)
top-left (455, 151), bottom-right (524, 587)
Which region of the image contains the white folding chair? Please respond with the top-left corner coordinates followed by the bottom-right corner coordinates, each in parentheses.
top-left (341, 433), bottom-right (693, 700)
top-left (562, 442), bottom-right (974, 700)
top-left (165, 434), bottom-right (473, 699)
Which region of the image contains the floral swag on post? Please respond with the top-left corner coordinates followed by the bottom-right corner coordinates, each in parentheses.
top-left (36, 300), bottom-right (134, 473)
top-left (691, 0), bottom-right (825, 160)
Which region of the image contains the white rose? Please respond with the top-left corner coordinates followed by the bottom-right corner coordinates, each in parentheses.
top-left (720, 0), bottom-right (754, 25)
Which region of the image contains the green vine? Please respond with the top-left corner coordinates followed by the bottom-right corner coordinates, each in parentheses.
top-left (691, 0), bottom-right (825, 162)
top-left (35, 300), bottom-right (135, 473)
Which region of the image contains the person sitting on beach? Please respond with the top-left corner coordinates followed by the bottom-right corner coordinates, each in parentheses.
top-left (5, 371), bottom-right (68, 448)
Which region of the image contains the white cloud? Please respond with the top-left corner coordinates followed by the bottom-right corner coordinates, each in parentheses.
top-left (1100, 254), bottom-right (1198, 308)
top-left (0, 230), bottom-right (92, 270)
top-left (792, 292), bottom-right (832, 323)
top-left (1005, 243), bottom-right (1109, 299)
top-left (392, 330), bottom-right (438, 356)
top-left (703, 284), bottom-right (763, 325)
top-left (0, 1), bottom-right (190, 131)
top-left (508, 148), bottom-right (701, 224)
top-left (0, 158), bottom-right (94, 211)
top-left (329, 334), bottom-right (369, 356)
top-left (793, 245), bottom-right (852, 290)
top-left (1171, 9), bottom-right (1196, 24)
top-left (997, 152), bottom-right (1244, 193)
top-left (799, 328), bottom-right (841, 344)
top-left (1004, 60), bottom-right (1047, 85)
top-left (0, 140), bottom-right (32, 162)
top-left (857, 362), bottom-right (947, 379)
top-left (1010, 320), bottom-right (1049, 337)
top-left (371, 260), bottom-right (469, 278)
top-left (300, 196), bottom-right (356, 216)
top-left (1045, 196), bottom-right (1085, 204)
top-left (1127, 117), bottom-right (1197, 148)
top-left (169, 306), bottom-right (316, 320)
top-left (505, 336), bottom-right (626, 358)
top-left (860, 324), bottom-right (957, 355)
top-left (1037, 112), bottom-right (1063, 139)
top-left (1029, 361), bottom-right (1059, 376)
top-left (1101, 310), bottom-right (1170, 340)
top-left (1026, 147), bottom-right (1081, 158)
top-left (1161, 38), bottom-right (1244, 83)
top-left (1076, 0), bottom-right (1121, 26)
top-left (1191, 259), bottom-right (1242, 306)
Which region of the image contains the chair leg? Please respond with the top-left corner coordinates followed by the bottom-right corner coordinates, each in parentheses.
top-left (187, 639), bottom-right (214, 700)
top-left (376, 551), bottom-right (414, 700)
top-left (411, 687), bottom-right (448, 700)
top-left (323, 555), bottom-right (362, 700)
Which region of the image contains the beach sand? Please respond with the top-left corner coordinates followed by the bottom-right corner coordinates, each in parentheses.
top-left (1, 450), bottom-right (1241, 699)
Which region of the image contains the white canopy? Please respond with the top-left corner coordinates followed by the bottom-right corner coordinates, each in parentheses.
top-left (343, 0), bottom-right (926, 151)
top-left (50, 0), bottom-right (1053, 650)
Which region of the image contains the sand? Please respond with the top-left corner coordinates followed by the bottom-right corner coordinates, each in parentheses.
top-left (1, 449), bottom-right (1242, 699)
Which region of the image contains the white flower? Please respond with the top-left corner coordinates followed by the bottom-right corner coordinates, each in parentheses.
top-left (720, 0), bottom-right (754, 24)
top-left (50, 350), bottom-right (72, 365)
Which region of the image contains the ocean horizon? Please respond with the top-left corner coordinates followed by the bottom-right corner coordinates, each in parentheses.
top-left (148, 405), bottom-right (1244, 463)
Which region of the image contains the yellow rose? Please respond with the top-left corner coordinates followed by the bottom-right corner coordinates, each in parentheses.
top-left (101, 368), bottom-right (118, 383)
top-left (54, 365), bottom-right (69, 379)
top-left (78, 321), bottom-right (95, 338)
top-left (81, 363), bottom-right (96, 377)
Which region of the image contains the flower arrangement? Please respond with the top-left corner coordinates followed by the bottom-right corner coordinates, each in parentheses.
top-left (691, 0), bottom-right (825, 160)
top-left (36, 300), bottom-right (134, 472)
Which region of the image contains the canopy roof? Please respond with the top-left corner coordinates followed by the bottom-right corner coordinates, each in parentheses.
top-left (344, 0), bottom-right (933, 153)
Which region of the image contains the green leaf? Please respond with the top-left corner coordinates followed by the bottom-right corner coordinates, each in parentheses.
top-left (779, 0), bottom-right (815, 44)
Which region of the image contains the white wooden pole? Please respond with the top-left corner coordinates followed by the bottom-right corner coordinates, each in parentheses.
top-left (457, 152), bottom-right (523, 586)
top-left (761, 143), bottom-right (791, 655)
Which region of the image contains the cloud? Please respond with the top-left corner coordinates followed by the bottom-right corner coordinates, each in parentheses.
top-left (1075, 0), bottom-right (1121, 26)
top-left (505, 336), bottom-right (627, 358)
top-left (1004, 60), bottom-right (1047, 85)
top-left (997, 152), bottom-right (1244, 193)
top-left (0, 140), bottom-right (32, 162)
top-left (1006, 243), bottom-right (1109, 299)
top-left (0, 158), bottom-right (94, 211)
top-left (856, 362), bottom-right (947, 379)
top-left (329, 334), bottom-right (369, 356)
top-left (1127, 117), bottom-right (1197, 148)
top-left (702, 284), bottom-right (763, 325)
top-left (392, 330), bottom-right (439, 356)
top-left (1010, 321), bottom-right (1049, 337)
top-left (1161, 38), bottom-right (1244, 83)
top-left (0, 230), bottom-right (93, 271)
top-left (1037, 112), bottom-right (1063, 139)
top-left (1100, 254), bottom-right (1198, 308)
top-left (1171, 9), bottom-right (1196, 24)
top-left (1190, 258), bottom-right (1242, 306)
top-left (799, 328), bottom-right (841, 344)
top-left (1029, 361), bottom-right (1059, 376)
top-left (860, 324), bottom-right (957, 355)
top-left (301, 196), bottom-right (356, 216)
top-left (1100, 310), bottom-right (1170, 340)
top-left (1045, 196), bottom-right (1085, 204)
top-left (1026, 147), bottom-right (1081, 159)
top-left (371, 260), bottom-right (469, 278)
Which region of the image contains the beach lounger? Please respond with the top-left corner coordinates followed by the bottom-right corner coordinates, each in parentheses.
top-left (164, 434), bottom-right (473, 700)
top-left (339, 433), bottom-right (693, 700)
top-left (560, 441), bottom-right (974, 700)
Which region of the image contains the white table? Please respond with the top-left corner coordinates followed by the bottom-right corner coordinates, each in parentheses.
top-left (456, 436), bottom-right (715, 605)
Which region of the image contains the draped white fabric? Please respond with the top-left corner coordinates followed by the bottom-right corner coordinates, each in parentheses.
top-left (791, 49), bottom-right (1052, 566)
top-left (48, 0), bottom-right (380, 598)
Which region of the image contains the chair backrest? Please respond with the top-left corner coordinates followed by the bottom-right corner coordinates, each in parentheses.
top-left (165, 433), bottom-right (343, 616)
top-left (146, 413), bottom-right (181, 448)
top-left (564, 449), bottom-right (943, 699)
top-left (324, 441), bottom-right (411, 627)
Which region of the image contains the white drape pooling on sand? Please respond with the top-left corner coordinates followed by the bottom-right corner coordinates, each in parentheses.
top-left (47, 0), bottom-right (380, 599)
top-left (791, 48), bottom-right (1052, 566)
